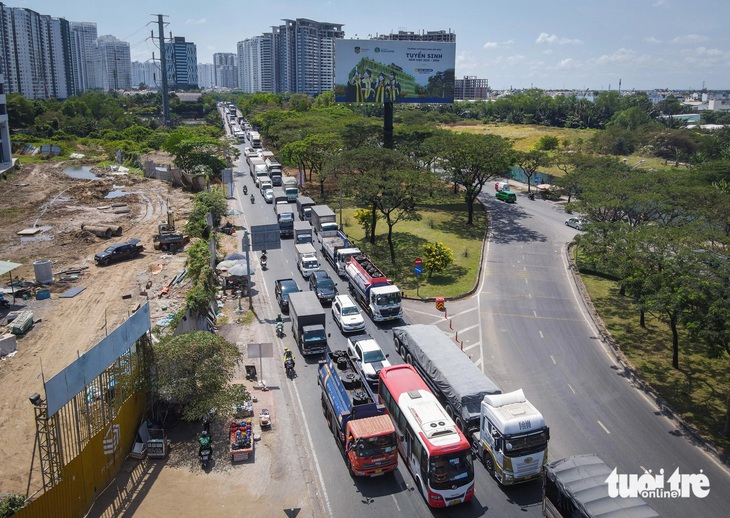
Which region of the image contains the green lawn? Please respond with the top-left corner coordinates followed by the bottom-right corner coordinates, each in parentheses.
top-left (322, 186), bottom-right (488, 299)
top-left (580, 272), bottom-right (730, 456)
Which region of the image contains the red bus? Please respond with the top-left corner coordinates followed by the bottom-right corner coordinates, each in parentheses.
top-left (378, 364), bottom-right (475, 507)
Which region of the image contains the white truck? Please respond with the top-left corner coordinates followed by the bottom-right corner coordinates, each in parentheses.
top-left (266, 158), bottom-right (283, 186)
top-left (248, 156), bottom-right (267, 182)
top-left (249, 131), bottom-right (262, 149)
top-left (282, 176), bottom-right (298, 202)
top-left (321, 230), bottom-right (360, 277)
top-left (294, 220), bottom-right (313, 244)
top-left (295, 243), bottom-right (319, 278)
top-left (310, 205), bottom-right (338, 237)
top-left (344, 254), bottom-right (402, 322)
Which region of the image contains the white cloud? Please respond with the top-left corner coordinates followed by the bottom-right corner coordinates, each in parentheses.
top-left (542, 49), bottom-right (554, 55)
top-left (671, 34), bottom-right (708, 44)
top-left (483, 39), bottom-right (514, 49)
top-left (456, 51), bottom-right (479, 70)
top-left (679, 47), bottom-right (730, 68)
top-left (185, 18), bottom-right (207, 25)
top-left (645, 36), bottom-right (662, 44)
top-left (536, 32), bottom-right (582, 45)
top-left (555, 58), bottom-right (578, 70)
top-left (593, 48), bottom-right (654, 67)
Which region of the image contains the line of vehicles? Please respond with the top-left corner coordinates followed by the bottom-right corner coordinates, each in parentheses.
top-left (238, 119), bottom-right (656, 516)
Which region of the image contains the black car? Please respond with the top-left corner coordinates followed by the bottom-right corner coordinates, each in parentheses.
top-left (308, 270), bottom-right (337, 304)
top-left (275, 278), bottom-right (301, 312)
top-left (94, 239), bottom-right (144, 266)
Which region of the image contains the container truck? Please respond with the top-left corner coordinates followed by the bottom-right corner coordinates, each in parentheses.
top-left (277, 206), bottom-right (295, 238)
top-left (392, 324), bottom-right (549, 486)
top-left (288, 291), bottom-right (327, 356)
top-left (294, 221), bottom-right (313, 244)
top-left (318, 350), bottom-right (398, 477)
top-left (310, 205), bottom-right (338, 236)
top-left (272, 187), bottom-right (288, 205)
top-left (249, 131), bottom-right (262, 149)
top-left (473, 389), bottom-right (550, 485)
top-left (344, 255), bottom-right (402, 322)
top-left (282, 176), bottom-right (299, 202)
top-left (295, 243), bottom-right (319, 278)
top-left (296, 196), bottom-right (316, 221)
top-left (248, 157), bottom-right (268, 182)
top-left (266, 158), bottom-right (283, 186)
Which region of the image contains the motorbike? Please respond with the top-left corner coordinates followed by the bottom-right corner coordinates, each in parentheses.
top-left (243, 185), bottom-right (248, 195)
top-left (276, 320), bottom-right (284, 337)
top-left (285, 357), bottom-right (295, 379)
top-left (250, 194), bottom-right (255, 204)
top-left (199, 445), bottom-right (212, 468)
top-left (528, 192), bottom-right (535, 200)
top-left (261, 253), bottom-right (268, 270)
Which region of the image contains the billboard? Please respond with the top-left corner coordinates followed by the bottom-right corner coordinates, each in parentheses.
top-left (335, 39), bottom-right (455, 104)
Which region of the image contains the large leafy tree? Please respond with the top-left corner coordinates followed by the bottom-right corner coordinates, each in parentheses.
top-left (435, 132), bottom-right (514, 224)
top-left (514, 150), bottom-right (549, 193)
top-left (153, 331), bottom-right (242, 422)
top-left (163, 135), bottom-right (237, 190)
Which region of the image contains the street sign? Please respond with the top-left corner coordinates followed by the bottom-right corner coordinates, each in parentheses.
top-left (414, 257), bottom-right (423, 266)
top-left (414, 265), bottom-right (423, 275)
top-left (249, 224), bottom-right (281, 251)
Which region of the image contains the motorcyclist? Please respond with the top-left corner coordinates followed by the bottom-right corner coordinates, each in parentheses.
top-left (250, 194), bottom-right (255, 203)
top-left (283, 347), bottom-right (295, 367)
top-left (198, 430), bottom-right (212, 453)
top-left (243, 185), bottom-right (248, 195)
top-left (261, 252), bottom-right (268, 268)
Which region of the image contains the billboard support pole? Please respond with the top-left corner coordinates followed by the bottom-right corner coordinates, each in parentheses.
top-left (384, 103), bottom-right (394, 149)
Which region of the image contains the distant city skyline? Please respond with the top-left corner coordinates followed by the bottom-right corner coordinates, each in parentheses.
top-left (10, 0), bottom-right (730, 91)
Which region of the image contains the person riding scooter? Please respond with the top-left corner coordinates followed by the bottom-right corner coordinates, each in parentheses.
top-left (243, 184), bottom-right (248, 195)
top-left (199, 430), bottom-right (212, 453)
top-left (250, 194), bottom-right (255, 203)
top-left (283, 347), bottom-right (295, 366)
top-left (261, 251), bottom-right (268, 270)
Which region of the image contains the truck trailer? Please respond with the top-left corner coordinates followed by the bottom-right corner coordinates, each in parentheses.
top-left (288, 291), bottom-right (327, 356)
top-left (296, 196), bottom-right (315, 221)
top-left (294, 220), bottom-right (313, 244)
top-left (321, 230), bottom-right (352, 274)
top-left (345, 255), bottom-right (402, 322)
top-left (318, 350), bottom-right (398, 477)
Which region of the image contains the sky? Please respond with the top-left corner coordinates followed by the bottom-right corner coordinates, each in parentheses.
top-left (15, 0), bottom-right (730, 91)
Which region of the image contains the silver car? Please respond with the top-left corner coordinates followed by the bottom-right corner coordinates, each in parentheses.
top-left (331, 294), bottom-right (365, 333)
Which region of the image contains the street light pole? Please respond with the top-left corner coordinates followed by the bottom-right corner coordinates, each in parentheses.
top-left (339, 187), bottom-right (343, 231)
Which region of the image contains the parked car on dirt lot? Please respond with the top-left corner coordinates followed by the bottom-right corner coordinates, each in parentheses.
top-left (331, 294), bottom-right (365, 333)
top-left (94, 239), bottom-right (144, 266)
top-left (565, 217), bottom-right (588, 230)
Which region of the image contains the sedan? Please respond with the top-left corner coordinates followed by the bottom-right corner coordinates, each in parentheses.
top-left (263, 188), bottom-right (274, 203)
top-left (331, 294), bottom-right (366, 333)
top-left (565, 217), bottom-right (588, 231)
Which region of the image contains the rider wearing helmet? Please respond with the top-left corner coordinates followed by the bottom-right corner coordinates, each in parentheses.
top-left (198, 430), bottom-right (211, 453)
top-left (283, 347), bottom-right (294, 362)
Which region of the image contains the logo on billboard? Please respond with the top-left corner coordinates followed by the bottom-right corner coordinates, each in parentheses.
top-left (103, 424), bottom-right (120, 455)
top-left (354, 46), bottom-right (361, 54)
top-left (375, 47), bottom-right (380, 53)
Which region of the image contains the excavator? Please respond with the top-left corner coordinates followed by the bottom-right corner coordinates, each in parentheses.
top-left (153, 201), bottom-right (189, 252)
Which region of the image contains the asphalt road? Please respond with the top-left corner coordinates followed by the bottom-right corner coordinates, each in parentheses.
top-left (226, 122), bottom-right (729, 517)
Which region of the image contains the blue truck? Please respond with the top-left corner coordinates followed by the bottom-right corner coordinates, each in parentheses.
top-left (318, 350), bottom-right (398, 477)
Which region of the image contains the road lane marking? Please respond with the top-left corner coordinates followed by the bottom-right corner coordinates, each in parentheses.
top-left (461, 323), bottom-right (480, 333)
top-left (597, 420), bottom-right (611, 434)
top-left (391, 495), bottom-right (401, 512)
top-left (533, 310), bottom-right (538, 317)
top-left (567, 384), bottom-right (576, 394)
top-left (539, 330), bottom-right (544, 338)
top-left (550, 355), bottom-right (556, 364)
top-left (463, 342), bottom-right (481, 352)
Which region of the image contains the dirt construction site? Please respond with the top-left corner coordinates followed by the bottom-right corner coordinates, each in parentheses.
top-left (0, 161), bottom-right (320, 517)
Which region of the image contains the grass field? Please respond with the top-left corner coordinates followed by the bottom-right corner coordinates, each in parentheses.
top-left (318, 185), bottom-right (488, 299)
top-left (580, 272), bottom-right (730, 456)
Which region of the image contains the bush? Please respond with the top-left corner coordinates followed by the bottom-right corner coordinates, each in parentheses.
top-left (0, 494), bottom-right (25, 517)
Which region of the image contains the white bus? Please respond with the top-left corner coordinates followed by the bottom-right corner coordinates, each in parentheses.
top-left (378, 364), bottom-right (475, 508)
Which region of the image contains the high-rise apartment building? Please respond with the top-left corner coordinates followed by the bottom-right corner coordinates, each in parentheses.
top-left (97, 35), bottom-right (131, 91)
top-left (213, 52), bottom-right (237, 88)
top-left (197, 63), bottom-right (215, 88)
top-left (0, 73), bottom-right (11, 168)
top-left (237, 34), bottom-right (274, 94)
top-left (0, 5), bottom-right (76, 99)
top-left (70, 21), bottom-right (100, 91)
top-left (131, 61), bottom-right (162, 89)
top-left (237, 18), bottom-right (342, 96)
top-left (165, 37), bottom-right (198, 90)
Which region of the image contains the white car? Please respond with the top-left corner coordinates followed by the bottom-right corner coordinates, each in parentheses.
top-left (244, 147), bottom-right (257, 158)
top-left (347, 334), bottom-right (390, 387)
top-left (263, 189), bottom-right (274, 203)
top-left (331, 294), bottom-right (365, 333)
top-left (565, 217), bottom-right (588, 231)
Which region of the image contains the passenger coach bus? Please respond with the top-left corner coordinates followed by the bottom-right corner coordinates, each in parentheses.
top-left (378, 364), bottom-right (475, 508)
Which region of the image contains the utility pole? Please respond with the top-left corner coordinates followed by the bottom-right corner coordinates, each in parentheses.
top-left (154, 14), bottom-right (171, 126)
